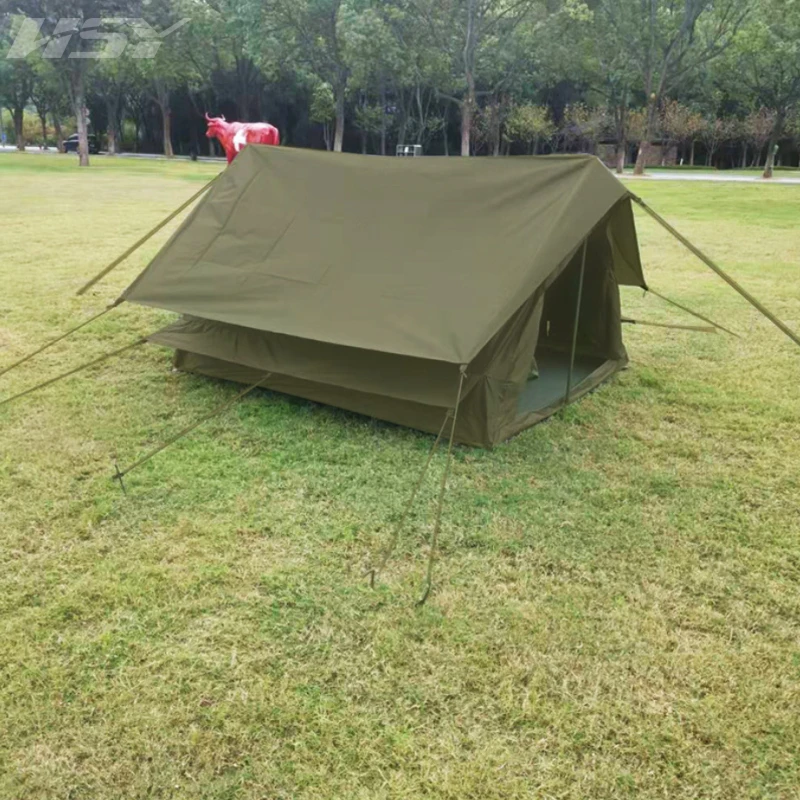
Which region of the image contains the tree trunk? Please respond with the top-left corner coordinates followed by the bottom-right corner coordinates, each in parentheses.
top-left (106, 96), bottom-right (119, 155)
top-left (689, 140), bottom-right (695, 166)
top-left (460, 81), bottom-right (475, 157)
top-left (633, 140), bottom-right (649, 174)
top-left (13, 108), bottom-right (25, 151)
top-left (634, 100), bottom-right (658, 175)
top-left (333, 82), bottom-right (345, 153)
top-left (39, 112), bottom-right (48, 149)
top-left (380, 83), bottom-right (387, 156)
top-left (162, 107), bottom-right (174, 157)
top-left (741, 142), bottom-right (747, 168)
top-left (158, 99), bottom-right (175, 158)
top-left (613, 98), bottom-right (628, 174)
top-left (53, 114), bottom-right (64, 153)
top-left (70, 69), bottom-right (90, 167)
top-left (616, 143), bottom-right (626, 174)
top-left (762, 113), bottom-right (784, 179)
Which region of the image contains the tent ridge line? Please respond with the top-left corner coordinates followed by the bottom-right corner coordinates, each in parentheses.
top-left (630, 193), bottom-right (800, 349)
top-left (0, 299), bottom-right (123, 381)
top-left (0, 334), bottom-right (147, 409)
top-left (76, 174), bottom-right (220, 297)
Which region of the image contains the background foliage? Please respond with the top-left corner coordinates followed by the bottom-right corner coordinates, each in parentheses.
top-left (1, 0), bottom-right (799, 172)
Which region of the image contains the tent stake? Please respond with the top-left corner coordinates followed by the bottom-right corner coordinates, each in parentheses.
top-left (0, 336), bottom-right (147, 409)
top-left (368, 411), bottom-right (450, 588)
top-left (563, 238), bottom-right (588, 410)
top-left (113, 372), bottom-right (271, 489)
top-left (113, 460), bottom-right (127, 496)
top-left (417, 366), bottom-right (466, 607)
top-left (76, 174), bottom-right (219, 297)
top-left (0, 301), bottom-right (120, 380)
top-left (631, 193), bottom-right (800, 348)
top-left (646, 287), bottom-right (739, 337)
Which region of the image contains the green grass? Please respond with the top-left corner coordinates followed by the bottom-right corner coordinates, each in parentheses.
top-left (627, 165), bottom-right (800, 177)
top-left (1, 152), bottom-right (800, 799)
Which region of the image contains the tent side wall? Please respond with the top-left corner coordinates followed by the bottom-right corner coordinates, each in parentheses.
top-left (151, 198), bottom-right (638, 448)
top-left (151, 291), bottom-right (547, 448)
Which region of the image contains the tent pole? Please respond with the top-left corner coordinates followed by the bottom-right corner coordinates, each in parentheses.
top-left (0, 336), bottom-right (147, 409)
top-left (75, 173), bottom-right (219, 297)
top-left (0, 300), bottom-right (121, 379)
top-left (368, 411), bottom-right (449, 588)
top-left (112, 372), bottom-right (271, 489)
top-left (621, 317), bottom-right (717, 334)
top-left (563, 238), bottom-right (588, 410)
top-left (646, 287), bottom-right (739, 337)
top-left (630, 193), bottom-right (800, 348)
top-left (417, 365), bottom-right (466, 607)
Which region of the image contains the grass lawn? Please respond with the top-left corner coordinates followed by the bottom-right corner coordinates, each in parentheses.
top-left (626, 165), bottom-right (800, 177)
top-left (1, 152), bottom-right (799, 799)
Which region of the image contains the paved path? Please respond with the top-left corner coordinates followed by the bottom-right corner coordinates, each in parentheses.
top-left (0, 145), bottom-right (225, 162)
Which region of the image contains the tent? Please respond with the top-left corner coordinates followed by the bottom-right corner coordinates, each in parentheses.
top-left (119, 146), bottom-right (647, 448)
top-left (4, 145), bottom-right (798, 597)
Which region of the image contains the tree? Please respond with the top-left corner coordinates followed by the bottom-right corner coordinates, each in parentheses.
top-left (310, 80), bottom-right (336, 150)
top-left (729, 0), bottom-right (800, 178)
top-left (403, 0), bottom-right (541, 156)
top-left (273, 0), bottom-right (353, 152)
top-left (597, 0), bottom-right (747, 174)
top-left (560, 103), bottom-right (609, 154)
top-left (132, 0), bottom-right (193, 158)
top-left (0, 24), bottom-right (34, 151)
top-left (504, 102), bottom-right (553, 153)
top-left (701, 115), bottom-right (728, 167)
top-left (0, 2), bottom-right (141, 166)
top-left (93, 55), bottom-right (132, 155)
top-left (743, 107), bottom-right (775, 169)
top-left (545, 0), bottom-right (635, 171)
top-left (661, 100), bottom-right (705, 165)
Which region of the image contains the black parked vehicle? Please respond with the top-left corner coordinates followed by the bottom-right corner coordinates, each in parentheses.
top-left (63, 133), bottom-right (100, 154)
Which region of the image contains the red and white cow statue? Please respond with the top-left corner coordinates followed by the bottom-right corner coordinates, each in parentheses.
top-left (205, 113), bottom-right (280, 163)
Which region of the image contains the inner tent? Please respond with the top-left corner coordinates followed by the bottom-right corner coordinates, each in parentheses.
top-left (515, 219), bottom-right (627, 429)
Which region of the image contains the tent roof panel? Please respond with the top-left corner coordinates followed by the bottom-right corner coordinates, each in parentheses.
top-left (122, 147), bottom-right (640, 363)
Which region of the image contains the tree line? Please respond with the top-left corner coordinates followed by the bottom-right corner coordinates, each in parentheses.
top-left (1, 0), bottom-right (799, 177)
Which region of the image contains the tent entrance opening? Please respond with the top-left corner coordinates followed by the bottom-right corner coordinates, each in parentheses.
top-left (515, 239), bottom-right (616, 418)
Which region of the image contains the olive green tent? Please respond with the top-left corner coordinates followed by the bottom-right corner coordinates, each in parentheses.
top-left (120, 146), bottom-right (647, 447)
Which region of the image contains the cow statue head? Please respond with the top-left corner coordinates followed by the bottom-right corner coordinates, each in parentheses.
top-left (205, 112), bottom-right (280, 164)
top-left (204, 113), bottom-right (228, 143)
